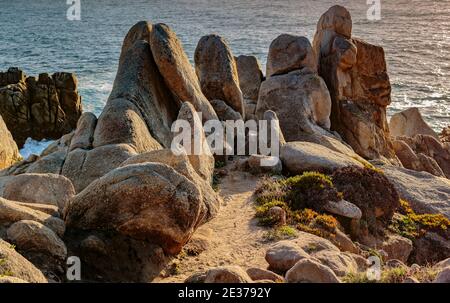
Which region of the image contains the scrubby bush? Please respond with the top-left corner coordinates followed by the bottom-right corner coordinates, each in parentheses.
top-left (332, 166), bottom-right (400, 232)
top-left (254, 173), bottom-right (342, 239)
top-left (390, 199), bottom-right (450, 239)
top-left (283, 172), bottom-right (341, 211)
top-left (292, 209), bottom-right (339, 238)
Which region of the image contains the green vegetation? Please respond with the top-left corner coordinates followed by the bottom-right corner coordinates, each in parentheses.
top-left (212, 173), bottom-right (221, 191)
top-left (390, 199), bottom-right (450, 239)
top-left (254, 172), bottom-right (341, 240)
top-left (343, 265), bottom-right (438, 283)
top-left (332, 166), bottom-right (400, 234)
top-left (0, 257), bottom-right (14, 278)
top-left (214, 161), bottom-right (226, 169)
top-left (262, 226), bottom-right (298, 242)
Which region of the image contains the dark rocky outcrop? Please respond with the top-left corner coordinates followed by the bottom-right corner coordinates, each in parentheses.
top-left (313, 6), bottom-right (397, 162)
top-left (0, 67), bottom-right (82, 147)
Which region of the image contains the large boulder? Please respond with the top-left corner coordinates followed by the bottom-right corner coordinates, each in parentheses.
top-left (69, 112), bottom-right (97, 151)
top-left (379, 164), bottom-right (450, 218)
top-left (194, 34), bottom-right (244, 117)
top-left (393, 139), bottom-right (445, 177)
top-left (285, 258), bottom-right (340, 283)
top-left (93, 21), bottom-right (175, 150)
top-left (410, 232), bottom-right (450, 265)
top-left (204, 266), bottom-right (252, 283)
top-left (0, 115), bottom-right (20, 169)
top-left (312, 249), bottom-right (359, 276)
top-left (0, 239), bottom-right (47, 283)
top-left (396, 135), bottom-right (450, 178)
top-left (313, 6), bottom-right (397, 162)
top-left (433, 267), bottom-right (450, 283)
top-left (265, 241), bottom-right (310, 272)
top-left (281, 141), bottom-right (363, 174)
top-left (25, 150), bottom-right (67, 175)
top-left (6, 220), bottom-right (67, 279)
top-left (149, 23), bottom-right (218, 122)
top-left (235, 55), bottom-right (264, 103)
top-left (2, 173), bottom-right (75, 211)
top-left (380, 234), bottom-right (413, 263)
top-left (266, 34), bottom-right (316, 77)
top-left (0, 67), bottom-right (82, 147)
top-left (65, 163), bottom-right (210, 255)
top-left (210, 99), bottom-right (243, 122)
top-left (175, 102), bottom-right (215, 183)
top-left (390, 108), bottom-right (438, 139)
top-left (256, 69), bottom-right (332, 141)
top-left (246, 267), bottom-right (284, 283)
top-left (119, 148), bottom-right (220, 224)
top-left (62, 143), bottom-right (138, 193)
top-left (0, 197), bottom-right (65, 237)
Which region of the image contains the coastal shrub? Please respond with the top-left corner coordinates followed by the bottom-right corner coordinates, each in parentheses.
top-left (255, 176), bottom-right (288, 205)
top-left (254, 173), bottom-right (344, 239)
top-left (283, 172), bottom-right (341, 211)
top-left (292, 209), bottom-right (338, 238)
top-left (332, 166), bottom-right (400, 232)
top-left (255, 200), bottom-right (289, 226)
top-left (344, 264), bottom-right (438, 283)
top-left (262, 226), bottom-right (298, 242)
top-left (390, 199), bottom-right (450, 239)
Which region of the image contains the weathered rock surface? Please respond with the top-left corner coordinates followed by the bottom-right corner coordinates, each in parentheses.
top-left (265, 241), bottom-right (310, 272)
top-left (410, 232), bottom-right (450, 265)
top-left (25, 150), bottom-right (66, 175)
top-left (433, 266), bottom-right (450, 283)
top-left (281, 141), bottom-right (364, 174)
top-left (69, 112), bottom-right (97, 151)
top-left (0, 239), bottom-right (47, 283)
top-left (119, 148), bottom-right (220, 224)
top-left (380, 234), bottom-right (413, 263)
top-left (62, 143), bottom-right (137, 193)
top-left (6, 220), bottom-right (67, 279)
top-left (176, 102), bottom-right (215, 183)
top-left (149, 23), bottom-right (218, 122)
top-left (440, 126), bottom-right (450, 144)
top-left (0, 115), bottom-right (20, 170)
top-left (210, 99), bottom-right (243, 122)
top-left (323, 200), bottom-right (362, 220)
top-left (0, 276), bottom-right (29, 283)
top-left (395, 135), bottom-right (450, 178)
top-left (313, 6), bottom-right (397, 161)
top-left (393, 139), bottom-right (445, 177)
top-left (195, 34), bottom-right (244, 118)
top-left (246, 154), bottom-right (282, 175)
top-left (235, 55), bottom-right (264, 103)
top-left (2, 173), bottom-right (75, 211)
top-left (390, 108), bottom-right (438, 139)
top-left (312, 249), bottom-right (359, 276)
top-left (256, 68), bottom-right (332, 142)
top-left (94, 22), bottom-right (173, 150)
top-left (65, 163), bottom-right (210, 255)
top-left (285, 258), bottom-right (341, 283)
top-left (246, 267), bottom-right (284, 283)
top-left (204, 266), bottom-right (252, 283)
top-left (266, 34), bottom-right (316, 77)
top-left (379, 164), bottom-right (450, 218)
top-left (0, 197), bottom-right (65, 237)
top-left (0, 67), bottom-right (82, 147)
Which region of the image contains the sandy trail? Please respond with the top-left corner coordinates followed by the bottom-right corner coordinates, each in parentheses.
top-left (158, 170), bottom-right (271, 282)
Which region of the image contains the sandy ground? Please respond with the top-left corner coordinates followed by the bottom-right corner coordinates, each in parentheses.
top-left (158, 169), bottom-right (272, 282)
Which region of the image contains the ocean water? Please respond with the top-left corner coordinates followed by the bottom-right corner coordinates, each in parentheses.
top-left (1, 0), bottom-right (449, 156)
